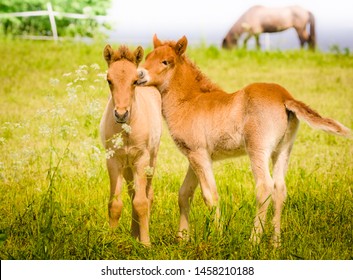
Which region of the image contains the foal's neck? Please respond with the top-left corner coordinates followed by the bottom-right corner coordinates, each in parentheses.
top-left (169, 57), bottom-right (222, 97)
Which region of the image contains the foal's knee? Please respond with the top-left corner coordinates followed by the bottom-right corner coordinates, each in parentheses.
top-left (133, 197), bottom-right (149, 218)
top-left (108, 198), bottom-right (123, 227)
top-left (273, 180), bottom-right (287, 202)
top-left (256, 179), bottom-right (274, 204)
top-left (202, 189), bottom-right (219, 210)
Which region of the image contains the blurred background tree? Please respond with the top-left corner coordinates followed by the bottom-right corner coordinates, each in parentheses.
top-left (0, 0), bottom-right (112, 38)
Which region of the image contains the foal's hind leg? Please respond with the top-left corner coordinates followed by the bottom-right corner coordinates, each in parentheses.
top-left (271, 150), bottom-right (289, 246)
top-left (271, 116), bottom-right (298, 246)
top-left (248, 150), bottom-right (274, 244)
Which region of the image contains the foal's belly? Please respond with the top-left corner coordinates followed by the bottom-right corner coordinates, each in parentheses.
top-left (211, 146), bottom-right (247, 161)
top-left (211, 135), bottom-right (247, 161)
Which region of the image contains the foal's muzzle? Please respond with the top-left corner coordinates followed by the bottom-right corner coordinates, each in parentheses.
top-left (136, 68), bottom-right (149, 86)
top-left (114, 109), bottom-right (129, 123)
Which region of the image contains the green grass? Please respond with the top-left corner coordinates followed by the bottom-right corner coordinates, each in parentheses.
top-left (0, 39), bottom-right (352, 260)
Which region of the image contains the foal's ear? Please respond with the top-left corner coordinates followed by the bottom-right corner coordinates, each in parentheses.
top-left (103, 44), bottom-right (114, 64)
top-left (175, 35), bottom-right (187, 56)
top-left (134, 46), bottom-right (144, 66)
top-left (153, 34), bottom-right (162, 49)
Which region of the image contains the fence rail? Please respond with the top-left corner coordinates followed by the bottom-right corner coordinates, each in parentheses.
top-left (0, 2), bottom-right (110, 41)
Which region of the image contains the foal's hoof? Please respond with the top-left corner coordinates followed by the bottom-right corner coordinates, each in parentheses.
top-left (249, 232), bottom-right (261, 245)
top-left (176, 230), bottom-right (189, 243)
top-left (141, 241), bottom-right (151, 247)
top-left (271, 235), bottom-right (281, 248)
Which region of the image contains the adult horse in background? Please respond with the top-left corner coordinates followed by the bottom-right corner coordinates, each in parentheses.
top-left (137, 35), bottom-right (350, 246)
top-left (222, 5), bottom-right (316, 50)
top-left (100, 45), bottom-right (162, 246)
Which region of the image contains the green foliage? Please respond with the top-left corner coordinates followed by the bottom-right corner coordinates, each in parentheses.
top-left (0, 40), bottom-right (352, 259)
top-left (0, 0), bottom-right (111, 37)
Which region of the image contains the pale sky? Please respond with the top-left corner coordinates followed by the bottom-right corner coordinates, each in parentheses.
top-left (107, 0), bottom-right (353, 49)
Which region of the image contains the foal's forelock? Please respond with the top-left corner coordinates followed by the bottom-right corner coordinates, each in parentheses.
top-left (110, 46), bottom-right (137, 64)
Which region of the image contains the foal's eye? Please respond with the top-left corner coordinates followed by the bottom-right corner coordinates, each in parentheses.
top-left (162, 60), bottom-right (169, 66)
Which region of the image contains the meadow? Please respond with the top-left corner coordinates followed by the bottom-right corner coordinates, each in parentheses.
top-left (0, 39), bottom-right (352, 260)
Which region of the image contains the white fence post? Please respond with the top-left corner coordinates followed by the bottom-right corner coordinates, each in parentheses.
top-left (264, 33), bottom-right (270, 50)
top-left (46, 2), bottom-right (58, 41)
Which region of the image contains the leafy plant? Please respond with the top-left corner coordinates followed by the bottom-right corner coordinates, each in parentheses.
top-left (0, 0), bottom-right (112, 38)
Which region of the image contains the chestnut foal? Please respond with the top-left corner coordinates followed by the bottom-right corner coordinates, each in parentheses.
top-left (137, 35), bottom-right (350, 245)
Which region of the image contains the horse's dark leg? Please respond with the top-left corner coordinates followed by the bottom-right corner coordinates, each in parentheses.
top-left (242, 33), bottom-right (252, 49)
top-left (255, 34), bottom-right (261, 50)
top-left (295, 28), bottom-right (308, 49)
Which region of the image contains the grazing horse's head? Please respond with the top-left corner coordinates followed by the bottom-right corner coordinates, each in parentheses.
top-left (104, 45), bottom-right (144, 123)
top-left (222, 34), bottom-right (238, 49)
top-left (137, 34), bottom-right (187, 92)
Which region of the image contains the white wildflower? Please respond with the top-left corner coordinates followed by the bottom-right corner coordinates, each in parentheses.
top-left (97, 73), bottom-right (107, 80)
top-left (63, 72), bottom-right (72, 77)
top-left (105, 148), bottom-right (115, 159)
top-left (50, 104), bottom-right (66, 117)
top-left (144, 166), bottom-right (154, 177)
top-left (39, 125), bottom-right (51, 136)
top-left (13, 123), bottom-right (22, 128)
top-left (89, 145), bottom-right (101, 161)
top-left (68, 92), bottom-right (77, 103)
top-left (90, 63), bottom-right (100, 70)
top-left (75, 69), bottom-right (88, 79)
top-left (49, 78), bottom-right (60, 86)
top-left (111, 133), bottom-right (124, 149)
top-left (60, 124), bottom-right (78, 139)
top-left (87, 100), bottom-right (101, 117)
top-left (122, 124), bottom-right (132, 134)
top-left (66, 86), bottom-right (76, 94)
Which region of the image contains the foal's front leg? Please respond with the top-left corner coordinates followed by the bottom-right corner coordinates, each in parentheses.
top-left (125, 168), bottom-right (140, 239)
top-left (177, 165), bottom-right (199, 240)
top-left (183, 151), bottom-right (220, 235)
top-left (132, 156), bottom-right (152, 246)
top-left (107, 158), bottom-right (124, 227)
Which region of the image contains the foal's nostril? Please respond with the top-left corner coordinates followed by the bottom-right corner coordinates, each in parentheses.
top-left (138, 69), bottom-right (145, 79)
top-left (114, 109), bottom-right (129, 123)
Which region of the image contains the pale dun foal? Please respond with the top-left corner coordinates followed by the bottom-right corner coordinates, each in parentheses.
top-left (137, 35), bottom-right (351, 246)
top-left (100, 45), bottom-right (162, 245)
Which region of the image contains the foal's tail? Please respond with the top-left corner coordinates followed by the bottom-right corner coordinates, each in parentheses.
top-left (284, 99), bottom-right (351, 137)
top-left (308, 11), bottom-right (316, 50)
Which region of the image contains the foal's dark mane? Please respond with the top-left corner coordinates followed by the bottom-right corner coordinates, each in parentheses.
top-left (185, 56), bottom-right (223, 93)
